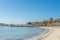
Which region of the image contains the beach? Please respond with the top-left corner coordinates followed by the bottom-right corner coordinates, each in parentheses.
top-left (37, 26), bottom-right (60, 40)
top-left (25, 26), bottom-right (60, 40)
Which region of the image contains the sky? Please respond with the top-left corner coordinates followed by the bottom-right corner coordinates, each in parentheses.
top-left (0, 0), bottom-right (60, 24)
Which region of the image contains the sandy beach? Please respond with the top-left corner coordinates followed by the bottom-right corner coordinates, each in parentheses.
top-left (24, 26), bottom-right (60, 40)
top-left (37, 26), bottom-right (60, 40)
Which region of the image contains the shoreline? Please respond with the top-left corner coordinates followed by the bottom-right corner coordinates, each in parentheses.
top-left (36, 27), bottom-right (54, 40)
top-left (24, 26), bottom-right (59, 40)
top-left (36, 26), bottom-right (60, 40)
top-left (24, 26), bottom-right (51, 40)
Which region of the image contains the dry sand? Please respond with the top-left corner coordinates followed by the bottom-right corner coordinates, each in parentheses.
top-left (37, 26), bottom-right (60, 40)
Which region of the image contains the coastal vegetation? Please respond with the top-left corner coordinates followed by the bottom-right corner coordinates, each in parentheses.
top-left (27, 17), bottom-right (60, 26)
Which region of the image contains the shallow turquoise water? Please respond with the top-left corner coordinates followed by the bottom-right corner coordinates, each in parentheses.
top-left (0, 26), bottom-right (48, 40)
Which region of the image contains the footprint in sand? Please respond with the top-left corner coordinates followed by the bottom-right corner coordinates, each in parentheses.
top-left (57, 36), bottom-right (60, 40)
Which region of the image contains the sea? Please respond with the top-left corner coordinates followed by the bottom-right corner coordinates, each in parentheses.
top-left (0, 26), bottom-right (49, 40)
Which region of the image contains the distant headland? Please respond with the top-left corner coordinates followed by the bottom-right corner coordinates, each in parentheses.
top-left (0, 23), bottom-right (31, 27)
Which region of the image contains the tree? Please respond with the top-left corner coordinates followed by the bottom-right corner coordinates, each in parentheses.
top-left (49, 17), bottom-right (53, 21)
top-left (27, 22), bottom-right (31, 25)
top-left (55, 18), bottom-right (60, 22)
top-left (42, 20), bottom-right (49, 26)
top-left (49, 17), bottom-right (53, 24)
